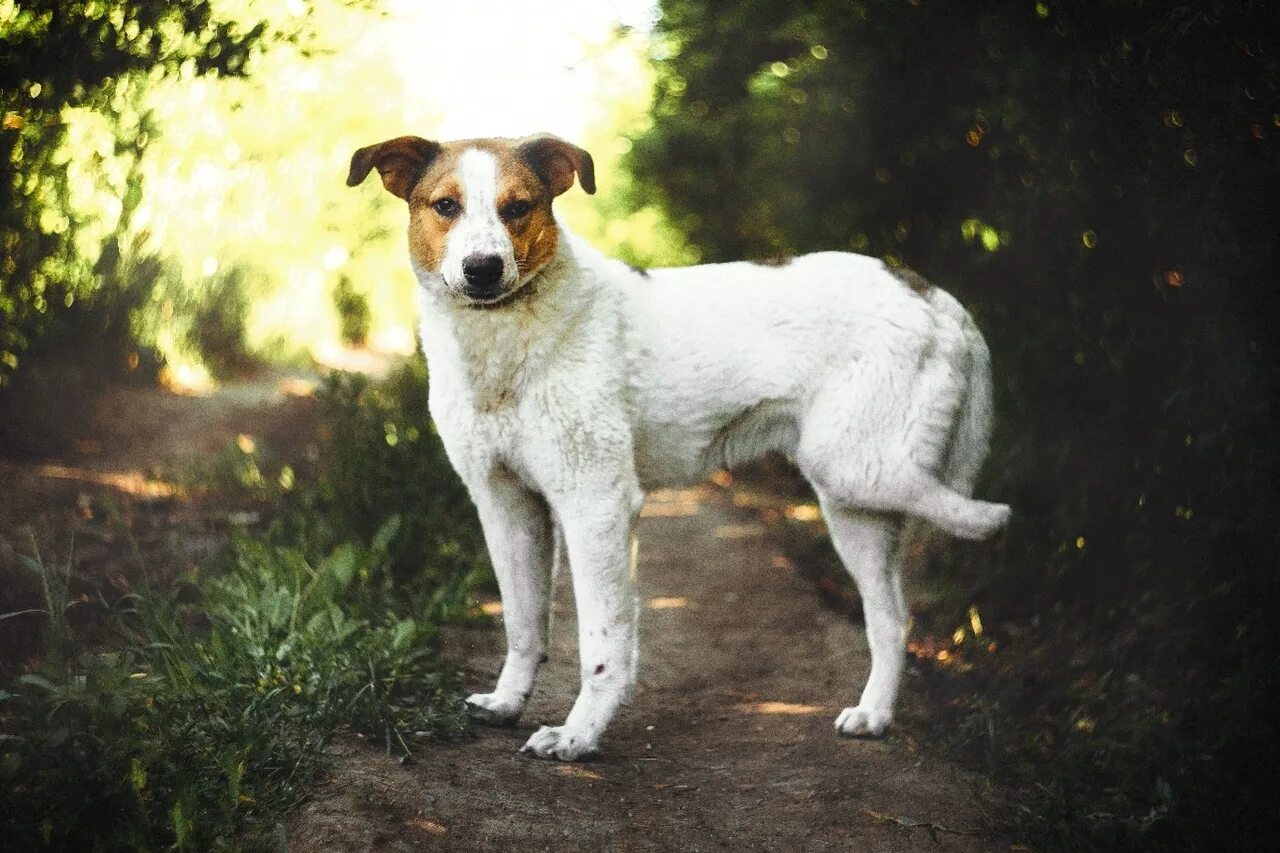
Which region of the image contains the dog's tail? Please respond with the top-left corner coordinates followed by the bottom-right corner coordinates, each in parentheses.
top-left (934, 291), bottom-right (994, 498)
top-left (899, 289), bottom-right (998, 550)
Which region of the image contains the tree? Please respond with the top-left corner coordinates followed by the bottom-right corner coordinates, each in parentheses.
top-left (0, 1), bottom-right (266, 385)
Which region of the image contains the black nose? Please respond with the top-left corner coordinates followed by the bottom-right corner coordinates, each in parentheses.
top-left (462, 254), bottom-right (504, 293)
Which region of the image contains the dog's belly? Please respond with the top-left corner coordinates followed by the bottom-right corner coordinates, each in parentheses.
top-left (630, 396), bottom-right (801, 490)
top-left (631, 427), bottom-right (709, 489)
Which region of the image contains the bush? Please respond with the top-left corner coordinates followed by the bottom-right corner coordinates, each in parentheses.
top-left (185, 265), bottom-right (261, 381)
top-left (0, 236), bottom-right (167, 456)
top-left (0, 1), bottom-right (265, 389)
top-left (635, 2), bottom-right (1280, 848)
top-left (332, 275), bottom-right (372, 347)
top-left (272, 359), bottom-right (491, 598)
top-left (0, 361), bottom-right (487, 850)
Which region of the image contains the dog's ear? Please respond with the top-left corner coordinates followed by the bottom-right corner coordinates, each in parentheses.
top-left (347, 136), bottom-right (442, 201)
top-left (517, 134), bottom-right (596, 197)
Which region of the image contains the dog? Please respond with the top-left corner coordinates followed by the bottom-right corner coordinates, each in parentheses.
top-left (346, 133), bottom-right (1009, 760)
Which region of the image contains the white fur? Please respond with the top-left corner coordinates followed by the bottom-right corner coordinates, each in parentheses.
top-left (410, 148), bottom-right (1008, 759)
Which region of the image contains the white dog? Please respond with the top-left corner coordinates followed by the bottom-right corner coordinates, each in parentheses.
top-left (347, 133), bottom-right (1009, 760)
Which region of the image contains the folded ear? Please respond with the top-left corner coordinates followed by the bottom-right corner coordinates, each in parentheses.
top-left (347, 136), bottom-right (442, 201)
top-left (517, 134), bottom-right (596, 197)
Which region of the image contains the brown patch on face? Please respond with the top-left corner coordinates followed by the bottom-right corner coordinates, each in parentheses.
top-left (404, 144), bottom-right (469, 275)
top-left (889, 265), bottom-right (933, 295)
top-left (492, 144), bottom-right (561, 282)
top-left (399, 140), bottom-right (565, 282)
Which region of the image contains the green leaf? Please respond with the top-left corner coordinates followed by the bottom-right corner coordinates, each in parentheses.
top-left (15, 674), bottom-right (55, 691)
top-left (370, 515), bottom-right (402, 555)
top-left (0, 608), bottom-right (47, 621)
top-left (390, 619), bottom-right (417, 652)
top-left (319, 543), bottom-right (358, 588)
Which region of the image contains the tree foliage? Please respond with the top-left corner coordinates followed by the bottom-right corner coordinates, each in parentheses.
top-left (631, 1), bottom-right (1278, 848)
top-left (0, 0), bottom-right (266, 384)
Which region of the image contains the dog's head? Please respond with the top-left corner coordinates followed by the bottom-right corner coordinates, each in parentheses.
top-left (347, 134), bottom-right (594, 307)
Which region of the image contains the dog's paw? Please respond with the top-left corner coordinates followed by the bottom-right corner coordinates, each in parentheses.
top-left (464, 691), bottom-right (524, 726)
top-left (518, 725), bottom-right (597, 761)
top-left (834, 705), bottom-right (892, 738)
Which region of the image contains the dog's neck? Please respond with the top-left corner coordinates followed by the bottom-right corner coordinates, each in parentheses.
top-left (416, 230), bottom-right (596, 412)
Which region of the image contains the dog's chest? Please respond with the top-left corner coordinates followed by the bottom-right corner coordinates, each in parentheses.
top-left (425, 338), bottom-right (633, 494)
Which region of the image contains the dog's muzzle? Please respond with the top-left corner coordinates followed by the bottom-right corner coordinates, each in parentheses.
top-left (462, 253), bottom-right (506, 301)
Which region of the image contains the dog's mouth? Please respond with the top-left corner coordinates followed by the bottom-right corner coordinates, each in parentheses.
top-left (461, 276), bottom-right (537, 310)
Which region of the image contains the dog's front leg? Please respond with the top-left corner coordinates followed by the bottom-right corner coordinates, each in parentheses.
top-left (520, 491), bottom-right (639, 760)
top-left (465, 477), bottom-right (554, 725)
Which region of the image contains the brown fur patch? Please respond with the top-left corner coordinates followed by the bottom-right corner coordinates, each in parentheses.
top-left (751, 256), bottom-right (793, 267)
top-left (495, 146), bottom-right (560, 281)
top-left (405, 144), bottom-right (469, 274)
top-left (517, 135), bottom-right (596, 196)
top-left (401, 140), bottom-right (562, 279)
top-left (889, 265), bottom-right (933, 295)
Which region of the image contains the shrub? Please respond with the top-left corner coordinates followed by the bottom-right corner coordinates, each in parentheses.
top-left (332, 275), bottom-right (372, 347)
top-left (185, 265), bottom-right (261, 381)
top-left (0, 362), bottom-right (486, 850)
top-left (272, 358), bottom-right (491, 598)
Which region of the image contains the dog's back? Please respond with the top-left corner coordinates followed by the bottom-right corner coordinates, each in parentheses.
top-left (604, 249), bottom-right (991, 509)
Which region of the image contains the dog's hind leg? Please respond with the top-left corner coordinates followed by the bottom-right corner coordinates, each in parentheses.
top-left (465, 476), bottom-right (555, 725)
top-left (815, 496), bottom-right (907, 737)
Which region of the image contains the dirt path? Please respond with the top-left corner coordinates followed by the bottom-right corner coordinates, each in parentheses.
top-left (290, 486), bottom-right (1004, 852)
top-left (0, 371), bottom-right (322, 536)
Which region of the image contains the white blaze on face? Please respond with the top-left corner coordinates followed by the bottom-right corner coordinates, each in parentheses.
top-left (442, 148), bottom-right (517, 291)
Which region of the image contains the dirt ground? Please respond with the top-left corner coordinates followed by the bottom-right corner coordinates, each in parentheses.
top-left (1, 375), bottom-right (1007, 851)
top-left (290, 485), bottom-right (1006, 852)
top-left (0, 371), bottom-right (322, 538)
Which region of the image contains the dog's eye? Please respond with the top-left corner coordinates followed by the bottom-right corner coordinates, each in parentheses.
top-left (432, 198), bottom-right (460, 217)
top-left (500, 200), bottom-right (533, 222)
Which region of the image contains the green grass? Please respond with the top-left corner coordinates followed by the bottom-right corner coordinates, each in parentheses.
top-left (0, 359), bottom-right (488, 851)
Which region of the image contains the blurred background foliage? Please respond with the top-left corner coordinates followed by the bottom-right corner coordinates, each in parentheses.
top-left (628, 0), bottom-right (1277, 848)
top-left (2, 0), bottom-right (689, 447)
top-left (0, 0), bottom-right (277, 383)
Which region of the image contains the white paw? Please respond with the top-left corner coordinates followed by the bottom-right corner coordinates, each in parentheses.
top-left (834, 705), bottom-right (892, 737)
top-left (465, 691), bottom-right (524, 726)
top-left (519, 725), bottom-right (597, 761)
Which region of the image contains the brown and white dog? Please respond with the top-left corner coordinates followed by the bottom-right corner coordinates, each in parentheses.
top-left (347, 133), bottom-right (1008, 760)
